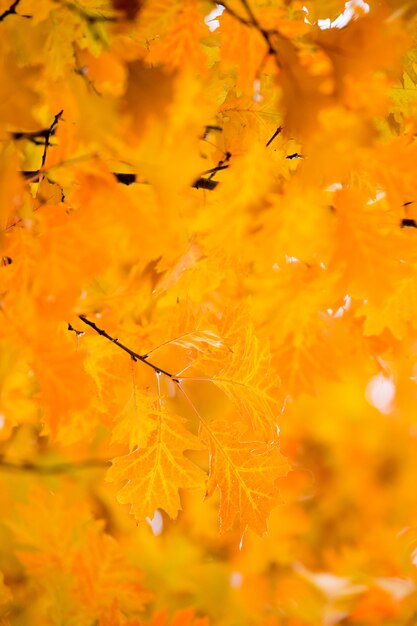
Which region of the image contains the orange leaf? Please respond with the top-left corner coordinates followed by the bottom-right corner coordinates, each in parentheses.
top-left (107, 410), bottom-right (205, 521)
top-left (204, 421), bottom-right (290, 534)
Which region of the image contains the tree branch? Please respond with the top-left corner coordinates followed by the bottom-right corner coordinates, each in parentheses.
top-left (40, 110), bottom-right (63, 169)
top-left (0, 457), bottom-right (110, 473)
top-left (0, 0), bottom-right (31, 21)
top-left (75, 315), bottom-right (180, 382)
top-left (239, 0), bottom-right (276, 55)
top-left (20, 170), bottom-right (220, 190)
top-left (265, 126), bottom-right (282, 147)
top-left (216, 0), bottom-right (279, 61)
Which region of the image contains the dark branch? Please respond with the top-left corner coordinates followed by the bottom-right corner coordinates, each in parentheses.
top-left (41, 110), bottom-right (63, 169)
top-left (20, 170), bottom-right (220, 190)
top-left (239, 0), bottom-right (276, 55)
top-left (216, 0), bottom-right (252, 26)
top-left (0, 0), bottom-right (31, 21)
top-left (67, 322), bottom-right (84, 336)
top-left (400, 218), bottom-right (417, 229)
top-left (0, 457), bottom-right (110, 473)
top-left (112, 172), bottom-right (220, 190)
top-left (266, 126), bottom-right (282, 147)
top-left (286, 153), bottom-right (303, 160)
top-left (217, 0), bottom-right (277, 56)
top-left (204, 125), bottom-right (223, 134)
top-left (113, 172), bottom-right (137, 185)
top-left (192, 178), bottom-right (219, 190)
top-left (201, 164), bottom-right (229, 175)
top-left (208, 151), bottom-right (231, 180)
top-left (77, 315), bottom-right (179, 382)
top-left (20, 170), bottom-right (41, 181)
top-left (11, 126), bottom-right (57, 143)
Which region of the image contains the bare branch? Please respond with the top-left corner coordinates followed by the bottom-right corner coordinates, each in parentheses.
top-left (215, 0), bottom-right (281, 67)
top-left (40, 110), bottom-right (63, 169)
top-left (77, 315), bottom-right (180, 382)
top-left (0, 0), bottom-right (31, 21)
top-left (266, 126), bottom-right (282, 147)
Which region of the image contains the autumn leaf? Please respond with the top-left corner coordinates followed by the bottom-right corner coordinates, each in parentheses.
top-left (107, 409), bottom-right (206, 521)
top-left (4, 1), bottom-right (417, 624)
top-left (204, 421), bottom-right (290, 534)
top-left (210, 324), bottom-right (282, 440)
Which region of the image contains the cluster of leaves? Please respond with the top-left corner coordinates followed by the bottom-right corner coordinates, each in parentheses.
top-left (2, 0), bottom-right (417, 623)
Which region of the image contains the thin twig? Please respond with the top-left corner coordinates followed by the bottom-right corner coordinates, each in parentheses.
top-left (207, 151), bottom-right (231, 182)
top-left (239, 0), bottom-right (275, 54)
top-left (216, 0), bottom-right (280, 66)
top-left (0, 0), bottom-right (31, 21)
top-left (0, 457), bottom-right (110, 473)
top-left (265, 126), bottom-right (282, 147)
top-left (77, 315), bottom-right (179, 382)
top-left (41, 110), bottom-right (63, 169)
top-left (216, 0), bottom-right (252, 26)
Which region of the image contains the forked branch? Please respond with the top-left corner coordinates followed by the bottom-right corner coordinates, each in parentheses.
top-left (0, 0), bottom-right (31, 21)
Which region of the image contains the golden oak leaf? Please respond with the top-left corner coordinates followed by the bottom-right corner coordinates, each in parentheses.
top-left (204, 421), bottom-right (290, 534)
top-left (274, 322), bottom-right (343, 397)
top-left (246, 263), bottom-right (346, 396)
top-left (211, 139), bottom-right (276, 212)
top-left (367, 135), bottom-right (417, 211)
top-left (258, 185), bottom-right (336, 266)
top-left (111, 390), bottom-right (161, 451)
top-left (136, 0), bottom-right (181, 42)
top-left (330, 187), bottom-right (417, 301)
top-left (145, 1), bottom-right (209, 73)
top-left (72, 525), bottom-right (152, 619)
top-left (123, 70), bottom-right (216, 200)
top-left (107, 411), bottom-right (205, 521)
top-left (219, 9), bottom-right (268, 93)
top-left (356, 271), bottom-right (417, 340)
top-left (11, 486), bottom-right (151, 625)
top-left (210, 324), bottom-right (282, 441)
top-left (217, 88), bottom-right (282, 153)
top-left (31, 322), bottom-right (95, 440)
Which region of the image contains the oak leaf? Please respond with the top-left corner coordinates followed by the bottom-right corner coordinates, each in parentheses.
top-left (204, 421), bottom-right (290, 534)
top-left (107, 409), bottom-right (205, 521)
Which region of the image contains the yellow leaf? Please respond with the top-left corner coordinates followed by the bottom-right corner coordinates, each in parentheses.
top-left (107, 410), bottom-right (205, 520)
top-left (211, 324), bottom-right (282, 441)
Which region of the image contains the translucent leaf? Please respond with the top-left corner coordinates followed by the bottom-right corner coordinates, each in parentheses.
top-left (107, 410), bottom-right (205, 520)
top-left (204, 421), bottom-right (290, 534)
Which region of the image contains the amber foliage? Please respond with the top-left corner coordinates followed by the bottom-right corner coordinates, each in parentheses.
top-left (2, 0), bottom-right (417, 623)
